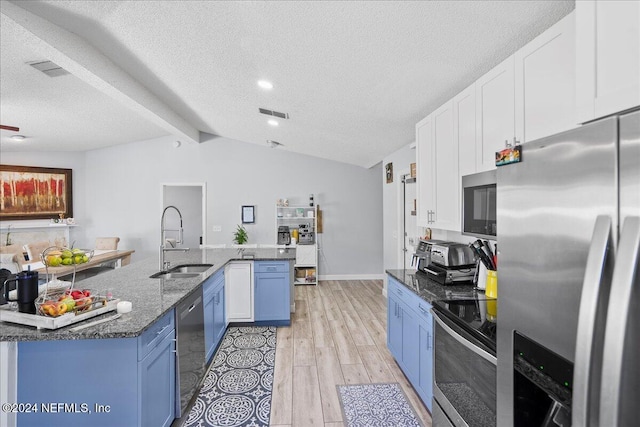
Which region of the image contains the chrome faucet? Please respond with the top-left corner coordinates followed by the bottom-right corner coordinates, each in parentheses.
top-left (160, 205), bottom-right (189, 271)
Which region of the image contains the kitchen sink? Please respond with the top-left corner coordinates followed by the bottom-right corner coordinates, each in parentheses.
top-left (155, 272), bottom-right (201, 279)
top-left (169, 264), bottom-right (213, 273)
top-left (150, 264), bottom-right (213, 279)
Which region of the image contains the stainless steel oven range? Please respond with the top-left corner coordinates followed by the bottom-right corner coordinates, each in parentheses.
top-left (432, 297), bottom-right (497, 427)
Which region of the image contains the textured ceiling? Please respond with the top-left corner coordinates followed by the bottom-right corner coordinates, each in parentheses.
top-left (0, 0), bottom-right (574, 168)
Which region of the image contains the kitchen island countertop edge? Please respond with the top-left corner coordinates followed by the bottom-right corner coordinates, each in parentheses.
top-left (0, 248), bottom-right (295, 342)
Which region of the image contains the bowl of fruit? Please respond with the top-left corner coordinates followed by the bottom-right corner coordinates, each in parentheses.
top-left (42, 246), bottom-right (94, 268)
top-left (36, 288), bottom-right (95, 317)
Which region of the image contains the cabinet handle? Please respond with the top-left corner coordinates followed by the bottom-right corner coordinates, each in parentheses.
top-left (418, 304), bottom-right (428, 315)
top-left (156, 325), bottom-right (169, 336)
top-left (427, 331), bottom-right (431, 351)
top-left (267, 267), bottom-right (276, 271)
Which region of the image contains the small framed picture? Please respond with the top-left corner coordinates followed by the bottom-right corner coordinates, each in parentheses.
top-left (242, 205), bottom-right (255, 224)
top-left (385, 162), bottom-right (393, 183)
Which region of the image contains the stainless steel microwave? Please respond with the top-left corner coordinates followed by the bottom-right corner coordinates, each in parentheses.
top-left (461, 170), bottom-right (496, 240)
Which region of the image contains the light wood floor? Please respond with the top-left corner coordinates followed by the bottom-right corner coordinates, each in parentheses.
top-left (269, 279), bottom-right (433, 427)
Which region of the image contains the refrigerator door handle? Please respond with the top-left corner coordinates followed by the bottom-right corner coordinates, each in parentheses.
top-left (573, 215), bottom-right (615, 427)
top-left (600, 216), bottom-right (640, 427)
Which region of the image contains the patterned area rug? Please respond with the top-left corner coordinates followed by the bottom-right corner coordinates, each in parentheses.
top-left (185, 326), bottom-right (277, 427)
top-left (337, 383), bottom-right (423, 427)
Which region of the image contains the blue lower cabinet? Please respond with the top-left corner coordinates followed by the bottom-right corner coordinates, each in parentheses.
top-left (139, 330), bottom-right (176, 427)
top-left (418, 317), bottom-right (434, 411)
top-left (204, 289), bottom-right (215, 362)
top-left (386, 275), bottom-right (434, 412)
top-left (17, 311), bottom-right (176, 427)
top-left (387, 294), bottom-right (403, 360)
top-left (254, 261), bottom-right (290, 324)
top-left (400, 304), bottom-right (420, 384)
top-left (204, 270), bottom-right (226, 362)
top-left (212, 283), bottom-right (225, 346)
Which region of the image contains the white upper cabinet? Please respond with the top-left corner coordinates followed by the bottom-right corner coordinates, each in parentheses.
top-left (515, 12), bottom-right (577, 143)
top-left (416, 115), bottom-right (433, 227)
top-left (576, 1), bottom-right (640, 122)
top-left (475, 56), bottom-right (515, 173)
top-left (431, 100), bottom-right (460, 231)
top-left (415, 102), bottom-right (460, 232)
top-left (454, 84), bottom-right (477, 177)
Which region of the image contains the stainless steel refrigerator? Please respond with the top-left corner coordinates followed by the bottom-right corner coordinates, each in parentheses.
top-left (496, 109), bottom-right (639, 426)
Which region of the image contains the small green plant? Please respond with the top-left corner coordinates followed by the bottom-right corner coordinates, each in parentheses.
top-left (5, 224), bottom-right (12, 246)
top-left (233, 225), bottom-right (248, 244)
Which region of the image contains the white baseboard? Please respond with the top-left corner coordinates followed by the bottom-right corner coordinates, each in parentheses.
top-left (318, 274), bottom-right (385, 281)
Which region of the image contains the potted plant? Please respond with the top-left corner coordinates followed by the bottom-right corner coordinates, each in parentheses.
top-left (5, 224), bottom-right (12, 246)
top-left (232, 225), bottom-right (248, 245)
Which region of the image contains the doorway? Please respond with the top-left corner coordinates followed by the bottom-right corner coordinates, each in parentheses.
top-left (162, 183), bottom-right (207, 247)
top-left (397, 171), bottom-right (418, 269)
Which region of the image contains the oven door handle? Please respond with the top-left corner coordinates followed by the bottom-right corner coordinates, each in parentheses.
top-left (432, 310), bottom-right (497, 365)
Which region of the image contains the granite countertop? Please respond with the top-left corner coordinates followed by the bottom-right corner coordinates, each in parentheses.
top-left (386, 268), bottom-right (477, 304)
top-left (0, 248), bottom-right (295, 342)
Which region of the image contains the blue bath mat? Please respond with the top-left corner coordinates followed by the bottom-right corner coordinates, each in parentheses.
top-left (185, 326), bottom-right (277, 427)
top-left (337, 382), bottom-right (423, 427)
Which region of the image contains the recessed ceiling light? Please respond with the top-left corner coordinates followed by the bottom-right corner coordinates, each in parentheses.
top-left (268, 119), bottom-right (279, 126)
top-left (257, 80), bottom-right (273, 90)
top-left (10, 135), bottom-right (26, 141)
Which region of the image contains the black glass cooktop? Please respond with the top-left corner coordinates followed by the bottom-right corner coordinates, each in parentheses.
top-left (432, 297), bottom-right (497, 353)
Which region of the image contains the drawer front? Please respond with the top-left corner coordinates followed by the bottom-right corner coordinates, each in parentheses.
top-left (388, 276), bottom-right (432, 319)
top-left (204, 270), bottom-right (225, 297)
top-left (388, 277), bottom-right (415, 308)
top-left (412, 296), bottom-right (432, 323)
top-left (138, 310), bottom-right (175, 361)
top-left (254, 261), bottom-right (289, 273)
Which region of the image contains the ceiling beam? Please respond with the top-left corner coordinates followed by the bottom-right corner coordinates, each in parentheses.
top-left (1, 1), bottom-right (201, 144)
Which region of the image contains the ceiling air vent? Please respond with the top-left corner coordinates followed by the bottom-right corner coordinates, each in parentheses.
top-left (259, 108), bottom-right (289, 119)
top-left (28, 60), bottom-right (70, 77)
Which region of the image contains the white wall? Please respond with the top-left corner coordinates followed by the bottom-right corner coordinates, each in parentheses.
top-left (2, 136), bottom-right (383, 277)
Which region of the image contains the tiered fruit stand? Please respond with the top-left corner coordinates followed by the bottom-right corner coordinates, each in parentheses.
top-left (0, 246), bottom-right (119, 330)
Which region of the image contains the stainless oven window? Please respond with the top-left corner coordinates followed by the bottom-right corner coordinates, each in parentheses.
top-left (434, 314), bottom-right (496, 427)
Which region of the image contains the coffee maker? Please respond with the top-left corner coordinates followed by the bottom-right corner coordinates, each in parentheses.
top-left (277, 226), bottom-right (291, 245)
top-left (411, 239), bottom-right (446, 271)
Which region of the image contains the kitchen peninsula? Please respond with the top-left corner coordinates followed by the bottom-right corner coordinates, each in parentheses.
top-left (0, 247), bottom-right (295, 427)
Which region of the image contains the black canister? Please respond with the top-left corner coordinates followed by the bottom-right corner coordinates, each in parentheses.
top-left (3, 270), bottom-right (39, 314)
top-left (0, 268), bottom-right (15, 305)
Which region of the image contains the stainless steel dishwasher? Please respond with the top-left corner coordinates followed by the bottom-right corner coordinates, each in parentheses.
top-left (175, 288), bottom-right (205, 420)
